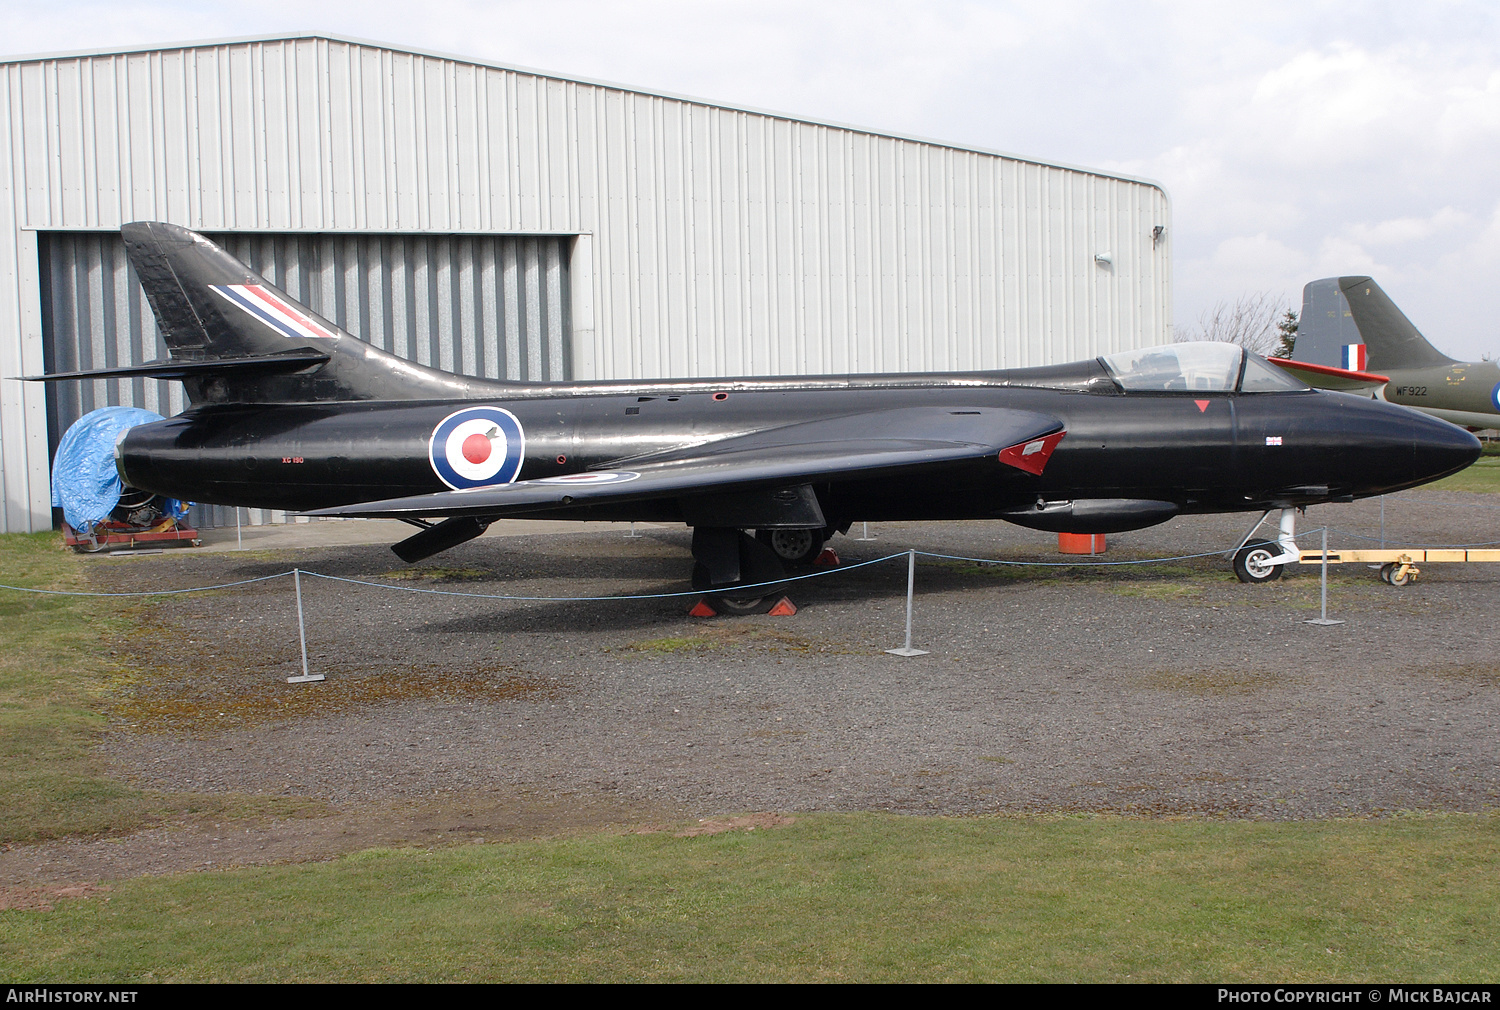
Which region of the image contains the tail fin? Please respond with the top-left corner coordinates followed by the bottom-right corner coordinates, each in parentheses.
top-left (114, 222), bottom-right (473, 404)
top-left (1295, 276), bottom-right (1453, 371)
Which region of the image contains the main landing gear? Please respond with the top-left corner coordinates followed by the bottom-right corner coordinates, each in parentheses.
top-left (755, 527), bottom-right (826, 567)
top-left (690, 526), bottom-right (831, 614)
top-left (690, 527), bottom-right (790, 615)
top-left (1231, 508), bottom-right (1301, 584)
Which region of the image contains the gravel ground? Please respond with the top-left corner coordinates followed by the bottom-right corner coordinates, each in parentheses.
top-left (6, 490), bottom-right (1499, 891)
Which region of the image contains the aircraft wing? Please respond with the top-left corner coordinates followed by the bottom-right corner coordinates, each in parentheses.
top-left (302, 405), bottom-right (1064, 519)
top-left (1267, 357), bottom-right (1390, 393)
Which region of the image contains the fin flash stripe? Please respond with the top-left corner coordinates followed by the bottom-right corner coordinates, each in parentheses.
top-left (211, 284), bottom-right (340, 342)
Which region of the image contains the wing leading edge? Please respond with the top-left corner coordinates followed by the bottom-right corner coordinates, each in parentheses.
top-left (1267, 357), bottom-right (1390, 393)
top-left (302, 405), bottom-right (1065, 520)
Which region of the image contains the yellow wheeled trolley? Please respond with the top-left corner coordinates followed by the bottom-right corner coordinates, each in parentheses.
top-left (1297, 548), bottom-right (1500, 586)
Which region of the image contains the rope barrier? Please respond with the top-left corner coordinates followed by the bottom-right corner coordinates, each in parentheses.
top-left (0, 571), bottom-right (292, 597)
top-left (5, 512), bottom-right (1495, 676)
top-left (912, 545), bottom-right (1258, 568)
top-left (14, 518), bottom-right (1500, 603)
top-left (0, 500), bottom-right (1496, 612)
top-left (0, 538), bottom-right (1306, 602)
top-left (299, 552), bottom-right (908, 602)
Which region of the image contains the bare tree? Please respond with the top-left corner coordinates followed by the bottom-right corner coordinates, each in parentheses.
top-left (1181, 292), bottom-right (1294, 357)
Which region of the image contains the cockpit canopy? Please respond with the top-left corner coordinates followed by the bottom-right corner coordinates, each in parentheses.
top-left (1099, 342), bottom-right (1308, 393)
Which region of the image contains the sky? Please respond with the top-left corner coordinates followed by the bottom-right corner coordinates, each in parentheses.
top-left (4, 0), bottom-right (1498, 358)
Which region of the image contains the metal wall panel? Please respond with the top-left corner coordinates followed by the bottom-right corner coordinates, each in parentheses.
top-left (39, 230), bottom-right (569, 527)
top-left (0, 34), bottom-right (1170, 531)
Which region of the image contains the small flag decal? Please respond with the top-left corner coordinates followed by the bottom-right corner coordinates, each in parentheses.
top-left (1342, 343), bottom-right (1367, 371)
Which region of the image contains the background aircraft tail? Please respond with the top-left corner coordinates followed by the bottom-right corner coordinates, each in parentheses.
top-left (1295, 276), bottom-right (1453, 371)
top-left (59, 222), bottom-right (480, 404)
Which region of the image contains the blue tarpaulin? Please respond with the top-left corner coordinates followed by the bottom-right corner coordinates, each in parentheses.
top-left (51, 407), bottom-right (185, 532)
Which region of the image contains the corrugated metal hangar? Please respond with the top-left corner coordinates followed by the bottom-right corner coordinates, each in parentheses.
top-left (0, 32), bottom-right (1172, 533)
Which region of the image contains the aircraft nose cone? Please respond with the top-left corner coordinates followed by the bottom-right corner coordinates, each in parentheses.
top-left (1330, 396), bottom-right (1482, 496)
top-left (1413, 413), bottom-right (1482, 480)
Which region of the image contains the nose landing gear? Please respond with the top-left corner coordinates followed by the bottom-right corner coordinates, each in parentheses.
top-left (1233, 539), bottom-right (1285, 582)
top-left (1231, 508), bottom-right (1302, 584)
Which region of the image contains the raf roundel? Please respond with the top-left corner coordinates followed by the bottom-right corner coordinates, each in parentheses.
top-left (428, 406), bottom-right (526, 489)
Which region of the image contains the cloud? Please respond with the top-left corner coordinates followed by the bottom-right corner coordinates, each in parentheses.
top-left (0, 1), bottom-right (1497, 357)
top-left (1346, 208), bottom-right (1471, 247)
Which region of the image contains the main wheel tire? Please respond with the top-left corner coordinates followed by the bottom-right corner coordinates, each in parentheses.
top-left (756, 528), bottom-right (825, 566)
top-left (711, 591), bottom-right (775, 615)
top-left (690, 560), bottom-right (776, 616)
top-left (1233, 539), bottom-right (1284, 583)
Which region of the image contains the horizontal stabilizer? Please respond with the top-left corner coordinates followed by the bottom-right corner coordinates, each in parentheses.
top-left (23, 348), bottom-right (331, 382)
top-left (302, 406), bottom-right (1065, 521)
top-left (1266, 357), bottom-right (1389, 393)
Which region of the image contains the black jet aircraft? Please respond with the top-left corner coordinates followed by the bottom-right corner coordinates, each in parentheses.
top-left (30, 223), bottom-right (1480, 607)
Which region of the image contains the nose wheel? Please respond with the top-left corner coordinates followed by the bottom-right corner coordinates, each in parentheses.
top-left (1231, 508), bottom-right (1302, 584)
top-left (1233, 539), bottom-right (1285, 583)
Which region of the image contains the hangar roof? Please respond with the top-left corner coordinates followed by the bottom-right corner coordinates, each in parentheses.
top-left (0, 30), bottom-right (1164, 193)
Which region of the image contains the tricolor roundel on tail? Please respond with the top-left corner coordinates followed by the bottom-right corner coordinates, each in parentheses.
top-left (428, 406), bottom-right (526, 489)
top-left (211, 284), bottom-right (341, 342)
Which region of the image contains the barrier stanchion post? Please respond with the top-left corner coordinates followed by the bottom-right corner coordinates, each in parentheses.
top-left (856, 521), bottom-right (876, 541)
top-left (886, 549), bottom-right (929, 657)
top-left (625, 521), bottom-right (641, 538)
top-left (287, 567), bottom-right (325, 682)
top-left (1368, 496), bottom-right (1386, 569)
top-left (1306, 527), bottom-right (1344, 627)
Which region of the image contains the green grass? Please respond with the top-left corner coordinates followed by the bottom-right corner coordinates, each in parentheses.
top-left (0, 533), bottom-right (157, 842)
top-left (4, 812), bottom-right (1500, 982)
top-left (1427, 457), bottom-right (1500, 494)
top-left (0, 533), bottom-right (310, 843)
top-left (4, 536), bottom-right (1499, 982)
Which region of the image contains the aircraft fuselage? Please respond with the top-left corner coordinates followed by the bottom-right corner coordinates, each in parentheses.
top-left (118, 360), bottom-right (1480, 528)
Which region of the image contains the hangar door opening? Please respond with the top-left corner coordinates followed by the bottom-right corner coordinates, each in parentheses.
top-left (39, 231), bottom-right (572, 528)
